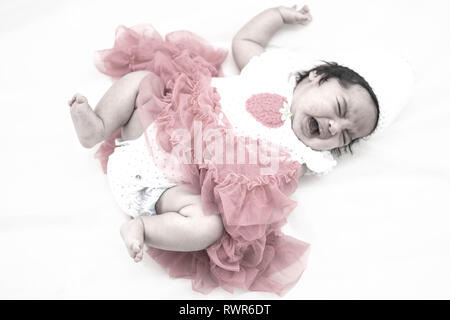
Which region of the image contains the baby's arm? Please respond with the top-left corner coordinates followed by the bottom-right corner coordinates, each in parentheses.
top-left (232, 5), bottom-right (312, 71)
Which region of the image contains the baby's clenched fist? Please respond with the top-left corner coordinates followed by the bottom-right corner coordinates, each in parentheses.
top-left (277, 4), bottom-right (312, 25)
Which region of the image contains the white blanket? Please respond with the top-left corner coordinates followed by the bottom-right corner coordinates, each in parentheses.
top-left (1, 0), bottom-right (449, 299)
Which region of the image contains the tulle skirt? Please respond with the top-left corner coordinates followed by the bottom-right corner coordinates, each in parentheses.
top-left (94, 24), bottom-right (310, 295)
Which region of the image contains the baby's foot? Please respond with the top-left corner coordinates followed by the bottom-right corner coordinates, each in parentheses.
top-left (68, 93), bottom-right (104, 148)
top-left (120, 217), bottom-right (145, 263)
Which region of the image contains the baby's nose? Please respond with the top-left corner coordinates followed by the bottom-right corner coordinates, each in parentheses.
top-left (328, 119), bottom-right (338, 136)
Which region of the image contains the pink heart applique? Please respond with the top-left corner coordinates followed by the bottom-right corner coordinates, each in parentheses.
top-left (245, 93), bottom-right (288, 128)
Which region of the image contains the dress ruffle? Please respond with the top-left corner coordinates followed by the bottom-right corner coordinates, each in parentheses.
top-left (94, 24), bottom-right (310, 295)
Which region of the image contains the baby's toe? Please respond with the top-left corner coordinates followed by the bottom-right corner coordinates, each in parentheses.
top-left (133, 244), bottom-right (144, 262)
top-left (134, 252), bottom-right (143, 263)
top-left (68, 95), bottom-right (76, 107)
top-left (75, 94), bottom-right (87, 104)
top-left (132, 243), bottom-right (141, 253)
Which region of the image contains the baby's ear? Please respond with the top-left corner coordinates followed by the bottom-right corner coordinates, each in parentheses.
top-left (308, 70), bottom-right (320, 82)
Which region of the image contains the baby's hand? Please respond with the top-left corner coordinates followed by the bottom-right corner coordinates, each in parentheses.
top-left (277, 4), bottom-right (312, 25)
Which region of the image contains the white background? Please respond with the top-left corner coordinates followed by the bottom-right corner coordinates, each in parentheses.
top-left (1, 0), bottom-right (449, 299)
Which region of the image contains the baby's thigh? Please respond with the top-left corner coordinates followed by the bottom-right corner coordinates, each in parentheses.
top-left (155, 183), bottom-right (201, 214)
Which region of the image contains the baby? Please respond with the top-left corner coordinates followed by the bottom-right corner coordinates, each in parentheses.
top-left (69, 5), bottom-right (380, 294)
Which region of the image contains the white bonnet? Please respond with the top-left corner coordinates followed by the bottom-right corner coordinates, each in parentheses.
top-left (282, 47), bottom-right (415, 139)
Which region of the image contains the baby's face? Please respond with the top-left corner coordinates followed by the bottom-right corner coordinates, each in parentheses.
top-left (290, 71), bottom-right (378, 151)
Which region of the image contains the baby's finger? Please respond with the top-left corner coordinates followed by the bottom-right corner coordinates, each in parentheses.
top-left (295, 13), bottom-right (310, 23)
top-left (297, 16), bottom-right (312, 25)
top-left (68, 96), bottom-right (76, 106)
top-left (75, 94), bottom-right (86, 104)
top-left (299, 4), bottom-right (310, 14)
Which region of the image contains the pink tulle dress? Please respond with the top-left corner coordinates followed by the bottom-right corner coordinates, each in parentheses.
top-left (93, 24), bottom-right (310, 295)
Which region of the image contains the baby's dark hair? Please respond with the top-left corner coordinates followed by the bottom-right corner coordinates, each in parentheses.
top-left (295, 61), bottom-right (380, 157)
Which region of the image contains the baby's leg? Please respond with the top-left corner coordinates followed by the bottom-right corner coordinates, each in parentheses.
top-left (69, 70), bottom-right (151, 148)
top-left (120, 184), bottom-right (224, 261)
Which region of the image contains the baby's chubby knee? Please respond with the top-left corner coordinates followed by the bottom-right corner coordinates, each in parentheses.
top-left (200, 213), bottom-right (224, 247)
top-left (181, 204), bottom-right (224, 250)
top-left (136, 70), bottom-right (165, 104)
top-left (155, 183), bottom-right (224, 250)
top-left (196, 214), bottom-right (224, 250)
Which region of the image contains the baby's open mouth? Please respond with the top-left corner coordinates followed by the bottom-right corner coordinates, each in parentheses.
top-left (308, 116), bottom-right (320, 137)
